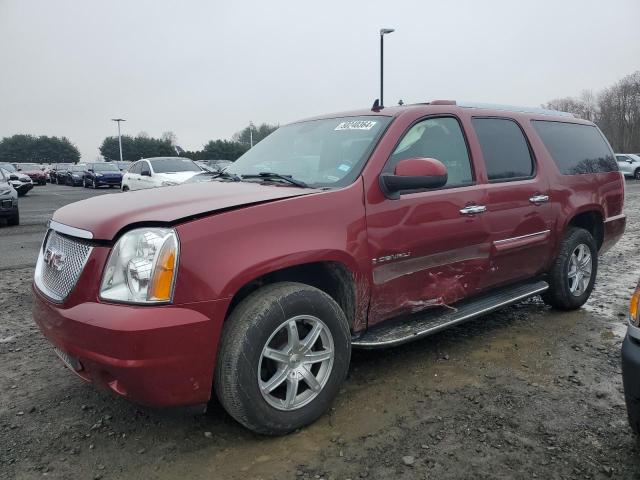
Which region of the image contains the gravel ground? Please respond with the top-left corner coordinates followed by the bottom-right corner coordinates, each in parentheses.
top-left (1, 182), bottom-right (639, 480)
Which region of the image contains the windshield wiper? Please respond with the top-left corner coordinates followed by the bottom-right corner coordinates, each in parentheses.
top-left (209, 171), bottom-right (243, 182)
top-left (242, 172), bottom-right (309, 188)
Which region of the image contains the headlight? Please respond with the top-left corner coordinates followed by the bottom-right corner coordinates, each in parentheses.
top-left (630, 282), bottom-right (640, 328)
top-left (161, 180), bottom-right (178, 186)
top-left (100, 228), bottom-right (179, 304)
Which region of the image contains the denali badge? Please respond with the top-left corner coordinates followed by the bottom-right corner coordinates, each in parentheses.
top-left (372, 252), bottom-right (411, 265)
top-left (44, 247), bottom-right (66, 271)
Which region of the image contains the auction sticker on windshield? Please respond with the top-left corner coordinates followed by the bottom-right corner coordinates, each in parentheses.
top-left (334, 120), bottom-right (377, 131)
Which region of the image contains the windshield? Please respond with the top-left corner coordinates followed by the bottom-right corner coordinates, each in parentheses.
top-left (20, 163), bottom-right (41, 170)
top-left (69, 165), bottom-right (86, 172)
top-left (226, 116), bottom-right (392, 187)
top-left (93, 163), bottom-right (120, 172)
top-left (0, 163), bottom-right (17, 173)
top-left (151, 158), bottom-right (201, 173)
top-left (55, 164), bottom-right (70, 170)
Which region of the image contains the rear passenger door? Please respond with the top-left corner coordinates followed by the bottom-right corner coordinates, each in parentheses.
top-left (472, 117), bottom-right (553, 287)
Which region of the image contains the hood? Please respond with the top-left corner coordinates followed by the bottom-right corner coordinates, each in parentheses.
top-left (52, 181), bottom-right (321, 240)
top-left (17, 173), bottom-right (32, 182)
top-left (155, 171), bottom-right (199, 183)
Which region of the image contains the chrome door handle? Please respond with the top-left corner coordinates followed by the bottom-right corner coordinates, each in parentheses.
top-left (460, 205), bottom-right (487, 215)
top-left (529, 195), bottom-right (549, 204)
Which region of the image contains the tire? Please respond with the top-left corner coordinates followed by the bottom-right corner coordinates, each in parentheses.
top-left (214, 282), bottom-right (351, 435)
top-left (122, 185), bottom-right (129, 192)
top-left (7, 212), bottom-right (19, 226)
top-left (93, 179), bottom-right (98, 189)
top-left (542, 227), bottom-right (598, 310)
top-left (634, 168), bottom-right (640, 180)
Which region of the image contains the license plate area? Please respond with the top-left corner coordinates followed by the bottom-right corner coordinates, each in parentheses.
top-left (54, 347), bottom-right (83, 372)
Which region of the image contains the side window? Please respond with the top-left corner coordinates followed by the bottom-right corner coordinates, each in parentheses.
top-left (141, 162), bottom-right (151, 174)
top-left (616, 155), bottom-right (629, 162)
top-left (532, 121), bottom-right (617, 175)
top-left (472, 118), bottom-right (534, 181)
top-left (130, 162), bottom-right (141, 174)
top-left (389, 117), bottom-right (473, 187)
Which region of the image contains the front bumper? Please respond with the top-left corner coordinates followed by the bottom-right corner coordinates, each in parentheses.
top-left (13, 182), bottom-right (33, 194)
top-left (32, 286), bottom-right (229, 407)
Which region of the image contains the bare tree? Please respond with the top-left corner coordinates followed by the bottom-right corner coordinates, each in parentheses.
top-left (161, 131), bottom-right (177, 146)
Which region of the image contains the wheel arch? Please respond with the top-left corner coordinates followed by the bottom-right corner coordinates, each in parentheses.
top-left (225, 259), bottom-right (361, 332)
top-left (566, 208), bottom-right (604, 250)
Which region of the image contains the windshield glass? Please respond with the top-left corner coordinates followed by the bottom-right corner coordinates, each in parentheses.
top-left (69, 165), bottom-right (86, 172)
top-left (151, 158), bottom-right (201, 173)
top-left (93, 163), bottom-right (120, 172)
top-left (55, 164), bottom-right (70, 170)
top-left (226, 116), bottom-right (392, 187)
top-left (0, 163), bottom-right (17, 173)
top-left (20, 163), bottom-right (41, 170)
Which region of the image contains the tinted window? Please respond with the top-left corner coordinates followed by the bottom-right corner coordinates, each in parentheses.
top-left (150, 158), bottom-right (200, 173)
top-left (472, 118), bottom-right (534, 181)
top-left (389, 117), bottom-right (473, 187)
top-left (532, 121), bottom-right (617, 175)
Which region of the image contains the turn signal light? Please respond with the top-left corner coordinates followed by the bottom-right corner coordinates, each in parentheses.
top-left (148, 240), bottom-right (177, 301)
top-left (630, 282), bottom-right (640, 328)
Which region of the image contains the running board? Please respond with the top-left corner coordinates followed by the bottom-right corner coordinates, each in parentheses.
top-left (352, 280), bottom-right (549, 349)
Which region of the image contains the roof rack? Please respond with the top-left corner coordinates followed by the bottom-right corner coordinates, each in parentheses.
top-left (456, 101), bottom-right (574, 118)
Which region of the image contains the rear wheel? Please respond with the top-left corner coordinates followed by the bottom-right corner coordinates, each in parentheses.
top-left (542, 227), bottom-right (597, 310)
top-left (634, 168), bottom-right (640, 180)
top-left (215, 282), bottom-right (351, 435)
top-left (122, 185), bottom-right (129, 192)
top-left (7, 212), bottom-right (19, 226)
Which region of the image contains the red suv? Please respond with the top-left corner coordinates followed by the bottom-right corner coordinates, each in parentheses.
top-left (33, 101), bottom-right (625, 434)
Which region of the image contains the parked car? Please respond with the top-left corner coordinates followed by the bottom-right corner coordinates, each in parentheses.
top-left (0, 168), bottom-right (19, 225)
top-left (0, 163), bottom-right (33, 196)
top-left (50, 163), bottom-right (72, 184)
top-left (61, 164), bottom-right (88, 186)
top-left (83, 162), bottom-right (123, 188)
top-left (616, 153), bottom-right (640, 179)
top-left (116, 161), bottom-right (132, 172)
top-left (32, 101), bottom-right (625, 435)
top-left (121, 157), bottom-right (201, 191)
top-left (16, 163), bottom-right (47, 185)
top-left (622, 281), bottom-right (640, 435)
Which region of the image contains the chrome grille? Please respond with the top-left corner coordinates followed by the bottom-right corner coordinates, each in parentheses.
top-left (35, 229), bottom-right (93, 301)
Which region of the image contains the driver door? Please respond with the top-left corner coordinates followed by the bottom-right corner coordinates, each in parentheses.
top-left (365, 116), bottom-right (492, 325)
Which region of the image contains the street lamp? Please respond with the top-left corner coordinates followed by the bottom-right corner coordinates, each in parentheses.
top-left (249, 121), bottom-right (255, 148)
top-left (111, 118), bottom-right (126, 162)
top-left (379, 28), bottom-right (395, 108)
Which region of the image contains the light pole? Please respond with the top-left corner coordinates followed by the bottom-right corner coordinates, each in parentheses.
top-left (379, 28), bottom-right (395, 108)
top-left (249, 121), bottom-right (255, 148)
top-left (111, 118), bottom-right (126, 162)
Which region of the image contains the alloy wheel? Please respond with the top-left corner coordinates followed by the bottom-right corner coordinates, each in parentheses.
top-left (567, 243), bottom-right (592, 296)
top-left (258, 315), bottom-right (334, 411)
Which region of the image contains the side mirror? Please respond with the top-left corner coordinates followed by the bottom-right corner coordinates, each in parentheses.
top-left (141, 170), bottom-right (151, 177)
top-left (380, 157), bottom-right (448, 199)
top-left (88, 168), bottom-right (94, 172)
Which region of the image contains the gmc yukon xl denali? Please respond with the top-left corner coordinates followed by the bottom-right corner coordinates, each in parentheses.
top-left (33, 101), bottom-right (625, 435)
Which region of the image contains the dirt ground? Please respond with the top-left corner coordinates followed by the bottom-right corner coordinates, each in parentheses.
top-left (1, 184), bottom-right (639, 480)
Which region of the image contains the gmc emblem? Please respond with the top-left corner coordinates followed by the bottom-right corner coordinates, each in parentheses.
top-left (44, 247), bottom-right (65, 271)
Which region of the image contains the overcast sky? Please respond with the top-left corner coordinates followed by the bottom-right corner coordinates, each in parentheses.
top-left (1, 0), bottom-right (639, 161)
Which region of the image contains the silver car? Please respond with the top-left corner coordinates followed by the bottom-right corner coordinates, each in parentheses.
top-left (616, 153), bottom-right (640, 180)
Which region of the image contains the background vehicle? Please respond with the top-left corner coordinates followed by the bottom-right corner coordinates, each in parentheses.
top-left (623, 281), bottom-right (640, 435)
top-left (121, 157), bottom-right (201, 191)
top-left (83, 162), bottom-right (122, 188)
top-left (616, 153), bottom-right (640, 179)
top-left (33, 102), bottom-right (625, 435)
top-left (115, 161), bottom-right (132, 172)
top-left (0, 163), bottom-right (33, 196)
top-left (61, 164), bottom-right (88, 186)
top-left (16, 163), bottom-right (47, 185)
top-left (50, 163), bottom-right (72, 184)
top-left (0, 168), bottom-right (19, 225)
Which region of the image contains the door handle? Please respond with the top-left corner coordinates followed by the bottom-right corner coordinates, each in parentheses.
top-left (460, 205), bottom-right (487, 215)
top-left (529, 194), bottom-right (549, 204)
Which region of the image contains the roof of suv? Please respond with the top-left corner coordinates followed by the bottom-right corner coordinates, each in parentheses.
top-left (295, 100), bottom-right (592, 126)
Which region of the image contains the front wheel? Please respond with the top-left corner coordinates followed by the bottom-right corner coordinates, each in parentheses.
top-left (634, 168), bottom-right (640, 180)
top-left (215, 282), bottom-right (351, 435)
top-left (542, 227), bottom-right (597, 310)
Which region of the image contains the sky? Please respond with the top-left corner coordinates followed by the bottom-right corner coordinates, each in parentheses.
top-left (1, 0), bottom-right (639, 162)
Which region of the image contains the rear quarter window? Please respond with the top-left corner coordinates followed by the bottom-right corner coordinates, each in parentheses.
top-left (532, 121), bottom-right (617, 175)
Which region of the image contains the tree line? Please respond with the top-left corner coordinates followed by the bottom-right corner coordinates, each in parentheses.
top-left (0, 123), bottom-right (278, 164)
top-left (543, 71), bottom-right (640, 152)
